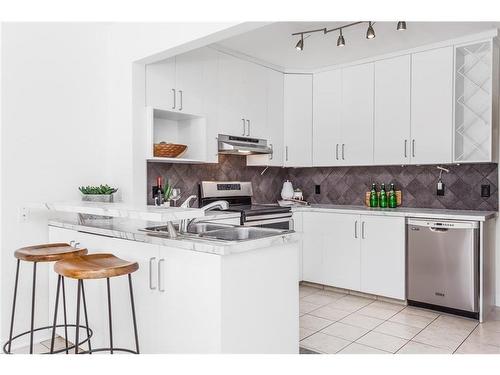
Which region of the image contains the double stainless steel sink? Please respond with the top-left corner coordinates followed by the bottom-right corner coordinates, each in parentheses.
top-left (141, 222), bottom-right (290, 242)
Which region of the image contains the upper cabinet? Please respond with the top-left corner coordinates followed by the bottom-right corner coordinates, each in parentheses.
top-left (312, 69), bottom-right (342, 166)
top-left (284, 74), bottom-right (313, 167)
top-left (216, 53), bottom-right (267, 138)
top-left (341, 63), bottom-right (374, 166)
top-left (373, 55), bottom-right (411, 165)
top-left (411, 47), bottom-right (454, 164)
top-left (313, 64), bottom-right (374, 167)
top-left (247, 68), bottom-right (284, 166)
top-left (146, 57), bottom-right (176, 110)
top-left (454, 40), bottom-right (498, 163)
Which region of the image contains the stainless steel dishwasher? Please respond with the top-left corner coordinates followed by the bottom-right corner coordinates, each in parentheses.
top-left (407, 218), bottom-right (479, 319)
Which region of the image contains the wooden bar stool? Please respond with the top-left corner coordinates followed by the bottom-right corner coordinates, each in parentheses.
top-left (53, 253), bottom-right (140, 354)
top-left (3, 243), bottom-right (91, 354)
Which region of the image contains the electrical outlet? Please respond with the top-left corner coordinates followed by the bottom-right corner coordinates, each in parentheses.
top-left (19, 207), bottom-right (30, 223)
top-left (315, 185), bottom-right (321, 194)
top-left (437, 181), bottom-right (445, 196)
top-left (481, 184), bottom-right (490, 198)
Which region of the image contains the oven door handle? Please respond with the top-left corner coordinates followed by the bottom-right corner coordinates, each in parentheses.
top-left (244, 213), bottom-right (293, 221)
top-left (243, 217), bottom-right (293, 227)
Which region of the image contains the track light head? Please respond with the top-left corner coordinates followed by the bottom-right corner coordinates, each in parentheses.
top-left (337, 29), bottom-right (345, 47)
top-left (366, 22), bottom-right (375, 39)
top-left (397, 21), bottom-right (407, 31)
top-left (295, 34), bottom-right (304, 51)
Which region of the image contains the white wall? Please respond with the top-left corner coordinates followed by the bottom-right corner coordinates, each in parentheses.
top-left (0, 21), bottom-right (250, 345)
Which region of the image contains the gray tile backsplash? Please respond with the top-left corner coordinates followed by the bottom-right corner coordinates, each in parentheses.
top-left (147, 155), bottom-right (498, 211)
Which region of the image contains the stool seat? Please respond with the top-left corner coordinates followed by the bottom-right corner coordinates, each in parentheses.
top-left (54, 253), bottom-right (139, 280)
top-left (14, 243), bottom-right (88, 262)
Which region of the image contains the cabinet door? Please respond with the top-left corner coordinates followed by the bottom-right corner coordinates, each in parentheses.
top-left (283, 74), bottom-right (313, 167)
top-left (243, 61), bottom-right (267, 138)
top-left (247, 68), bottom-right (284, 166)
top-left (360, 215), bottom-right (405, 300)
top-left (313, 69), bottom-right (342, 166)
top-left (322, 213), bottom-right (361, 290)
top-left (411, 47), bottom-right (453, 164)
top-left (341, 63), bottom-right (374, 166)
top-left (216, 52), bottom-right (246, 136)
top-left (145, 57), bottom-right (176, 109)
top-left (175, 48), bottom-right (216, 115)
top-left (301, 212), bottom-right (325, 284)
top-left (104, 238), bottom-right (160, 354)
top-left (374, 55), bottom-right (411, 165)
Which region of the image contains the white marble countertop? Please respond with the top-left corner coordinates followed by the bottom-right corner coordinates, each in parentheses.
top-left (292, 204), bottom-right (497, 221)
top-left (48, 217), bottom-right (298, 256)
top-left (28, 201), bottom-right (205, 222)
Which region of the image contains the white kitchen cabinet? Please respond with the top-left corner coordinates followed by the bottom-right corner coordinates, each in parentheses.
top-left (374, 55), bottom-right (411, 165)
top-left (341, 63), bottom-right (374, 166)
top-left (146, 57), bottom-right (176, 109)
top-left (359, 215), bottom-right (406, 300)
top-left (283, 74), bottom-right (313, 167)
top-left (411, 47), bottom-right (454, 164)
top-left (300, 212), bottom-right (405, 300)
top-left (146, 48), bottom-right (217, 116)
top-left (312, 69), bottom-right (342, 166)
top-left (243, 62), bottom-right (268, 138)
top-left (247, 68), bottom-right (284, 166)
top-left (302, 212), bottom-right (360, 290)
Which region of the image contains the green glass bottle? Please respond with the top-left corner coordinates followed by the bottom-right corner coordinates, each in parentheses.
top-left (369, 183), bottom-right (378, 208)
top-left (388, 183), bottom-right (397, 208)
top-left (379, 183), bottom-right (388, 208)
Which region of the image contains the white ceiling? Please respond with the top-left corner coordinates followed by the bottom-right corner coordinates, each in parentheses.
top-left (214, 22), bottom-right (500, 71)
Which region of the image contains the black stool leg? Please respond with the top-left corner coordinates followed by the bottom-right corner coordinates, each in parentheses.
top-left (7, 259), bottom-right (21, 354)
top-left (50, 275), bottom-right (62, 353)
top-left (106, 278), bottom-right (114, 354)
top-left (81, 281), bottom-right (92, 354)
top-left (29, 262), bottom-right (37, 354)
top-left (61, 277), bottom-right (69, 354)
top-left (128, 274), bottom-right (140, 354)
top-left (74, 279), bottom-right (82, 354)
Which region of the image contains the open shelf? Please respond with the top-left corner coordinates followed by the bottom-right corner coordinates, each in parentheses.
top-left (146, 107), bottom-right (208, 163)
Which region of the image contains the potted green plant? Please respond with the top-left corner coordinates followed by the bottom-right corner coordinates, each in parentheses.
top-left (161, 179), bottom-right (173, 207)
top-left (79, 184), bottom-right (118, 203)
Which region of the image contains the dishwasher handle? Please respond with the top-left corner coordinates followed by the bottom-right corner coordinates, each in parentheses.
top-left (429, 227), bottom-right (449, 233)
top-left (407, 218), bottom-right (479, 229)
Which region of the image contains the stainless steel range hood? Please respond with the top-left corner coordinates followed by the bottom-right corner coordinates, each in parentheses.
top-left (217, 134), bottom-right (273, 155)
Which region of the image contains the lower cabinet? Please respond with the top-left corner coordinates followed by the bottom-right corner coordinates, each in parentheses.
top-left (300, 211), bottom-right (405, 300)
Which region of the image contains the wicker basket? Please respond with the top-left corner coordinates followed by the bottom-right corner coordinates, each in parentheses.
top-left (364, 190), bottom-right (402, 207)
top-left (153, 142), bottom-right (187, 158)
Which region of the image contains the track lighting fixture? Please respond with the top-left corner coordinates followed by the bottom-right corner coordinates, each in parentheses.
top-left (293, 21), bottom-right (402, 50)
top-left (295, 34), bottom-right (304, 51)
top-left (337, 29), bottom-right (345, 47)
top-left (366, 22), bottom-right (375, 39)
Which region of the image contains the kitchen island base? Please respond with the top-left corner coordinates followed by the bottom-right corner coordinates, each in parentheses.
top-left (48, 226), bottom-right (299, 354)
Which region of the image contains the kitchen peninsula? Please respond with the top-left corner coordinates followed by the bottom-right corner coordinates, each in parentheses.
top-left (37, 202), bottom-right (300, 353)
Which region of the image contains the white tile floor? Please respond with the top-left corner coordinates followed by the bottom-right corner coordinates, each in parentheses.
top-left (299, 284), bottom-right (500, 354)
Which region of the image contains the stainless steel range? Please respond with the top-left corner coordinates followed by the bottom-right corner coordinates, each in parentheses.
top-left (199, 181), bottom-right (293, 230)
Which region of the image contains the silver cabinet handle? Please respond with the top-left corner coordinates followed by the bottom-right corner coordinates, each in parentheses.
top-left (172, 88), bottom-right (176, 109)
top-left (158, 258), bottom-right (165, 292)
top-left (342, 144), bottom-right (345, 160)
top-left (336, 144), bottom-right (339, 160)
top-left (285, 146), bottom-right (289, 161)
top-left (269, 143), bottom-right (273, 160)
top-left (178, 90), bottom-right (183, 111)
top-left (149, 257), bottom-right (157, 290)
top-left (242, 118), bottom-right (246, 136)
top-left (246, 119), bottom-right (250, 136)
top-left (354, 220), bottom-right (358, 238)
top-left (412, 139), bottom-right (415, 158)
top-left (404, 139), bottom-right (408, 158)
top-left (361, 222), bottom-right (366, 239)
